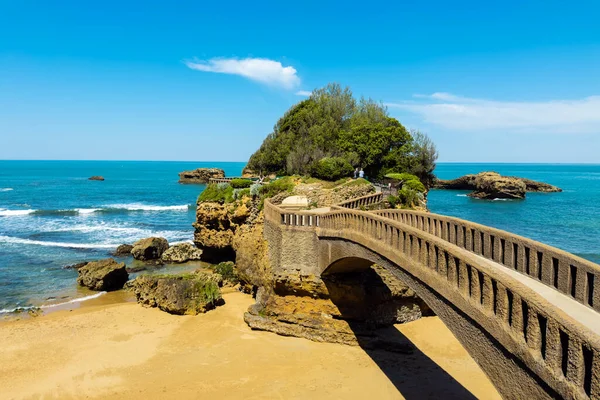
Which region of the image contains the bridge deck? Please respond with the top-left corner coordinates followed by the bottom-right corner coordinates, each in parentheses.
top-left (475, 254), bottom-right (600, 336)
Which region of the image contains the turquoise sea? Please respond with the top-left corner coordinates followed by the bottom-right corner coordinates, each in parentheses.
top-left (0, 161), bottom-right (598, 312)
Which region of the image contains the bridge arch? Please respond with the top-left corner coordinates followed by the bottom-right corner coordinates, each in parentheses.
top-left (319, 237), bottom-right (558, 399)
top-left (264, 197), bottom-right (600, 400)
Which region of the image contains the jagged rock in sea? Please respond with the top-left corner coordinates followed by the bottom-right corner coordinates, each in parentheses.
top-left (64, 261), bottom-right (89, 270)
top-left (161, 242), bottom-right (203, 263)
top-left (76, 258), bottom-right (128, 291)
top-left (130, 271), bottom-right (223, 315)
top-left (131, 237), bottom-right (169, 261)
top-left (435, 171), bottom-right (561, 199)
top-left (178, 168), bottom-right (225, 184)
top-left (113, 244), bottom-right (133, 257)
top-left (88, 176), bottom-right (105, 181)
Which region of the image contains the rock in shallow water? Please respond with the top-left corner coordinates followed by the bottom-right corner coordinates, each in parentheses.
top-left (161, 242), bottom-right (203, 263)
top-left (76, 258), bottom-right (128, 291)
top-left (131, 237), bottom-right (169, 261)
top-left (113, 244), bottom-right (133, 257)
top-left (88, 176), bottom-right (105, 181)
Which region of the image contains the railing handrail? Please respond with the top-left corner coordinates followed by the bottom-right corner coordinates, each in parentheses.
top-left (337, 192), bottom-right (384, 209)
top-left (371, 208), bottom-right (600, 312)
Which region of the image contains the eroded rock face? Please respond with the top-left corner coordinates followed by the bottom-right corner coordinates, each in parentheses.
top-left (131, 237), bottom-right (169, 261)
top-left (130, 272), bottom-right (223, 315)
top-left (244, 265), bottom-right (432, 346)
top-left (113, 244), bottom-right (133, 257)
top-left (193, 197), bottom-right (258, 262)
top-left (76, 258), bottom-right (128, 291)
top-left (435, 171), bottom-right (561, 199)
top-left (178, 168), bottom-right (225, 184)
top-left (161, 242), bottom-right (203, 263)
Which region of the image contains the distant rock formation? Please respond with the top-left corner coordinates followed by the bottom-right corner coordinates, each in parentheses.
top-left (131, 237), bottom-right (169, 261)
top-left (435, 171), bottom-right (561, 200)
top-left (178, 168), bottom-right (225, 184)
top-left (161, 242), bottom-right (203, 263)
top-left (76, 258), bottom-right (128, 291)
top-left (88, 176), bottom-right (105, 181)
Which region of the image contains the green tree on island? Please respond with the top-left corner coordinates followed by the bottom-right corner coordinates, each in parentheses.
top-left (246, 83), bottom-right (438, 186)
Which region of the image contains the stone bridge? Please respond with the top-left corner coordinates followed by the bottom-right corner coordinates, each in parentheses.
top-left (264, 193), bottom-right (600, 400)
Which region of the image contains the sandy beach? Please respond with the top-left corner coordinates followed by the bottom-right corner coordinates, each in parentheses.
top-left (0, 291), bottom-right (500, 400)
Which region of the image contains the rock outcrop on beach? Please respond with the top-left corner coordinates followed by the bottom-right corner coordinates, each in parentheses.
top-left (113, 244), bottom-right (133, 257)
top-left (161, 243), bottom-right (203, 263)
top-left (131, 271), bottom-right (223, 315)
top-left (244, 265), bottom-right (432, 346)
top-left (131, 237), bottom-right (169, 261)
top-left (88, 176), bottom-right (105, 181)
top-left (178, 168), bottom-right (225, 184)
top-left (76, 258), bottom-right (128, 291)
top-left (435, 171), bottom-right (562, 199)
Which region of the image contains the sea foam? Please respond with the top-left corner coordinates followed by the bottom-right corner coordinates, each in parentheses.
top-left (0, 209), bottom-right (35, 217)
top-left (0, 292), bottom-right (107, 315)
top-left (0, 235), bottom-right (118, 249)
top-left (0, 188), bottom-right (13, 192)
top-left (106, 203), bottom-right (190, 212)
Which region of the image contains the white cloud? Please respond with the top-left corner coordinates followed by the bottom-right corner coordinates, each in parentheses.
top-left (387, 93), bottom-right (600, 133)
top-left (295, 90), bottom-right (312, 97)
top-left (185, 57), bottom-right (300, 89)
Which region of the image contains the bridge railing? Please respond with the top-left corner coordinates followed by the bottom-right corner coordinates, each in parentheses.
top-left (373, 209), bottom-right (600, 313)
top-left (317, 208), bottom-right (600, 399)
top-left (208, 178), bottom-right (233, 184)
top-left (337, 192), bottom-right (384, 210)
top-left (264, 199), bottom-right (322, 227)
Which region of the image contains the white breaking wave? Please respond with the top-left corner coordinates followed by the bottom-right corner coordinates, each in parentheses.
top-left (0, 209), bottom-right (35, 216)
top-left (106, 203), bottom-right (190, 212)
top-left (0, 188), bottom-right (13, 192)
top-left (456, 194), bottom-right (468, 197)
top-left (75, 208), bottom-right (100, 214)
top-left (0, 235), bottom-right (118, 249)
top-left (0, 292), bottom-right (106, 314)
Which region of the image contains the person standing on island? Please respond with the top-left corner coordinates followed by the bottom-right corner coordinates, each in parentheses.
top-left (353, 168), bottom-right (359, 179)
top-left (359, 168), bottom-right (364, 178)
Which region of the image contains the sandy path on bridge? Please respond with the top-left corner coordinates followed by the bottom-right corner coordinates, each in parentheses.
top-left (0, 291), bottom-right (500, 399)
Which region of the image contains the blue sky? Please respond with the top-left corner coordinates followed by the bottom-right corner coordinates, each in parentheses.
top-left (1, 1), bottom-right (599, 162)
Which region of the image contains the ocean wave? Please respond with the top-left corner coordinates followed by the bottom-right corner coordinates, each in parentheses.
top-left (0, 209), bottom-right (35, 216)
top-left (0, 292), bottom-right (106, 315)
top-left (0, 235), bottom-right (118, 249)
top-left (104, 203), bottom-right (191, 212)
top-left (456, 194), bottom-right (468, 197)
top-left (0, 204), bottom-right (193, 217)
top-left (0, 188), bottom-right (13, 192)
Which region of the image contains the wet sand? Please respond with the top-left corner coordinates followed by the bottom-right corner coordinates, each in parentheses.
top-left (0, 291), bottom-right (500, 399)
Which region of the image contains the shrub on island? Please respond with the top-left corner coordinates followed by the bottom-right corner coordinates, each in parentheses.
top-left (230, 178), bottom-right (253, 189)
top-left (384, 173), bottom-right (426, 193)
top-left (197, 183), bottom-right (235, 204)
top-left (311, 157), bottom-right (354, 181)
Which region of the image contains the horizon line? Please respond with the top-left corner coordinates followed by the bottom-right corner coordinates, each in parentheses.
top-left (0, 159), bottom-right (599, 166)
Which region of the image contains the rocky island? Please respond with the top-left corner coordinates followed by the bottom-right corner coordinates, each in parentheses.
top-left (178, 167), bottom-right (225, 184)
top-left (435, 171), bottom-right (562, 199)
